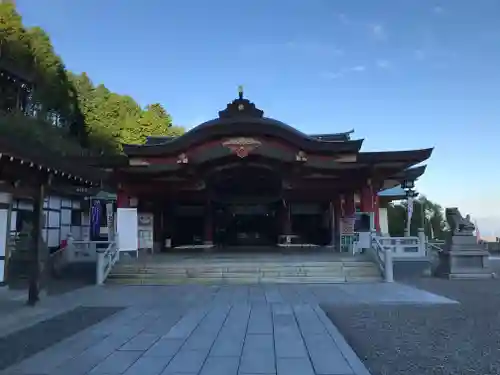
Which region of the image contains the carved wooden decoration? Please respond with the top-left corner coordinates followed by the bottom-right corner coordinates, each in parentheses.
top-left (222, 138), bottom-right (262, 158)
top-left (295, 150), bottom-right (308, 162)
top-left (177, 153), bottom-right (189, 164)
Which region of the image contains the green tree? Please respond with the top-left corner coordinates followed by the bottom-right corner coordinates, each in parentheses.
top-left (121, 103), bottom-right (184, 145)
top-left (387, 196), bottom-right (448, 240)
top-left (1, 2), bottom-right (185, 153)
top-left (0, 0), bottom-right (32, 72)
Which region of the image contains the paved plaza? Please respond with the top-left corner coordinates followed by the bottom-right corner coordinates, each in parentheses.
top-left (1, 283), bottom-right (457, 375)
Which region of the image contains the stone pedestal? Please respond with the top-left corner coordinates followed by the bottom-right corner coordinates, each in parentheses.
top-left (438, 234), bottom-right (493, 279)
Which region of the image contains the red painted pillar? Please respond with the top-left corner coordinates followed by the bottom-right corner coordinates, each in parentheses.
top-left (360, 185), bottom-right (374, 212)
top-left (116, 191), bottom-right (129, 208)
top-left (330, 198), bottom-right (341, 246)
top-left (344, 192), bottom-right (355, 217)
top-left (360, 184), bottom-right (381, 232)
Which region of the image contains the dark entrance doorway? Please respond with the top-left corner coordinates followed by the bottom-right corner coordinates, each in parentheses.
top-left (214, 203), bottom-right (279, 246)
top-left (208, 163), bottom-right (282, 247)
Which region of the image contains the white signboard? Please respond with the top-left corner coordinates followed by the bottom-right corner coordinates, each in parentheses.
top-left (138, 213), bottom-right (154, 250)
top-left (117, 208), bottom-right (138, 254)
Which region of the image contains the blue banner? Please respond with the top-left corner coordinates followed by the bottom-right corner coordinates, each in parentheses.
top-left (91, 199), bottom-right (102, 239)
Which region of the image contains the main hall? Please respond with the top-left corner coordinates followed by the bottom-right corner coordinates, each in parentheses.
top-left (108, 88), bottom-right (432, 253)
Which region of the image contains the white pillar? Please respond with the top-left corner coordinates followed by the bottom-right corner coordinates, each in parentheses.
top-left (417, 228), bottom-right (426, 256)
top-left (384, 247), bottom-right (394, 282)
top-left (379, 207), bottom-right (389, 236)
top-left (0, 192), bottom-right (13, 285)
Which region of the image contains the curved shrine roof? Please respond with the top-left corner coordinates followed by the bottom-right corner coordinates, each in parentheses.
top-left (124, 96), bottom-right (363, 156)
top-left (122, 94), bottom-right (433, 171)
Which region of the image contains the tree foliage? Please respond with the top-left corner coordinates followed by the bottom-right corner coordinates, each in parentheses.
top-left (387, 196), bottom-right (448, 240)
top-left (0, 2), bottom-right (184, 154)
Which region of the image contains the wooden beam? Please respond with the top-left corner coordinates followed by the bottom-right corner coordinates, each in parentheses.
top-left (27, 181), bottom-right (46, 306)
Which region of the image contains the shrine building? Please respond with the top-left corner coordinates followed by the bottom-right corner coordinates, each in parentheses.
top-left (110, 91), bottom-right (432, 251)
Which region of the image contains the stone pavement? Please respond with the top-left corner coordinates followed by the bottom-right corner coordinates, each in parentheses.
top-left (1, 283), bottom-right (457, 375)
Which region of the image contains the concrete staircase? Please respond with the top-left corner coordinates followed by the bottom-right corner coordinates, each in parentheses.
top-left (106, 253), bottom-right (382, 284)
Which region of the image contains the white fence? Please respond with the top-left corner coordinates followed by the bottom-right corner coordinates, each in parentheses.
top-left (61, 236), bottom-right (119, 285)
top-left (377, 236), bottom-right (426, 258)
top-left (66, 239), bottom-right (113, 263)
top-left (369, 229), bottom-right (428, 282)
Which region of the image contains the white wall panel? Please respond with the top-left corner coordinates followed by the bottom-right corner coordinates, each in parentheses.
top-left (49, 196), bottom-right (61, 209)
top-left (60, 225), bottom-right (70, 240)
top-left (48, 211), bottom-right (60, 227)
top-left (47, 228), bottom-right (60, 247)
top-left (82, 212), bottom-right (90, 225)
top-left (61, 199), bottom-right (72, 208)
top-left (71, 226), bottom-right (82, 240)
top-left (61, 209), bottom-right (71, 225)
top-left (18, 201), bottom-right (33, 211)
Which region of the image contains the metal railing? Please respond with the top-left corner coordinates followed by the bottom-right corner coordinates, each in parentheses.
top-left (96, 240), bottom-right (119, 285)
top-left (427, 241), bottom-right (444, 253)
top-left (369, 235), bottom-right (394, 282)
top-left (426, 241), bottom-right (444, 268)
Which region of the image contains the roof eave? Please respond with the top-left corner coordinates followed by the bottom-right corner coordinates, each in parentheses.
top-left (123, 137), bottom-right (364, 157)
top-left (358, 147), bottom-right (433, 165)
top-left (390, 165), bottom-right (428, 181)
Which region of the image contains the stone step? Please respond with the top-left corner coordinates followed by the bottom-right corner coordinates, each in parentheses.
top-left (107, 257), bottom-right (382, 284)
top-left (112, 267), bottom-right (356, 276)
top-left (113, 260), bottom-right (376, 268)
top-left (111, 265), bottom-right (379, 274)
top-left (111, 267), bottom-right (357, 275)
top-left (106, 276), bottom-right (382, 285)
top-left (114, 262), bottom-right (376, 267)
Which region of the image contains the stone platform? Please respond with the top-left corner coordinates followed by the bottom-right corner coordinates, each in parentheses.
top-left (1, 283), bottom-right (457, 375)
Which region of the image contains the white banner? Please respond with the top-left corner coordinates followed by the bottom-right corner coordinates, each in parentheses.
top-left (407, 197), bottom-right (414, 222)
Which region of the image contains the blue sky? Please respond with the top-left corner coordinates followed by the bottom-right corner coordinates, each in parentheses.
top-left (16, 0), bottom-right (500, 233)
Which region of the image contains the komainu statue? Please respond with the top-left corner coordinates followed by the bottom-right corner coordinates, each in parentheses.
top-left (445, 208), bottom-right (475, 236)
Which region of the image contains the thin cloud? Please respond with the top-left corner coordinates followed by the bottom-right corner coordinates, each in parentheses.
top-left (323, 65), bottom-right (367, 80)
top-left (285, 40), bottom-right (345, 57)
top-left (433, 6), bottom-right (444, 14)
top-left (376, 59), bottom-right (391, 69)
top-left (337, 13), bottom-right (351, 25)
top-left (240, 40), bottom-right (344, 58)
top-left (371, 24), bottom-right (387, 41)
top-left (351, 65), bottom-right (366, 72)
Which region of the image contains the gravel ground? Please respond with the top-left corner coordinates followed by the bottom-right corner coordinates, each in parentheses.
top-left (323, 278), bottom-right (500, 375)
top-left (0, 306), bottom-right (122, 371)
